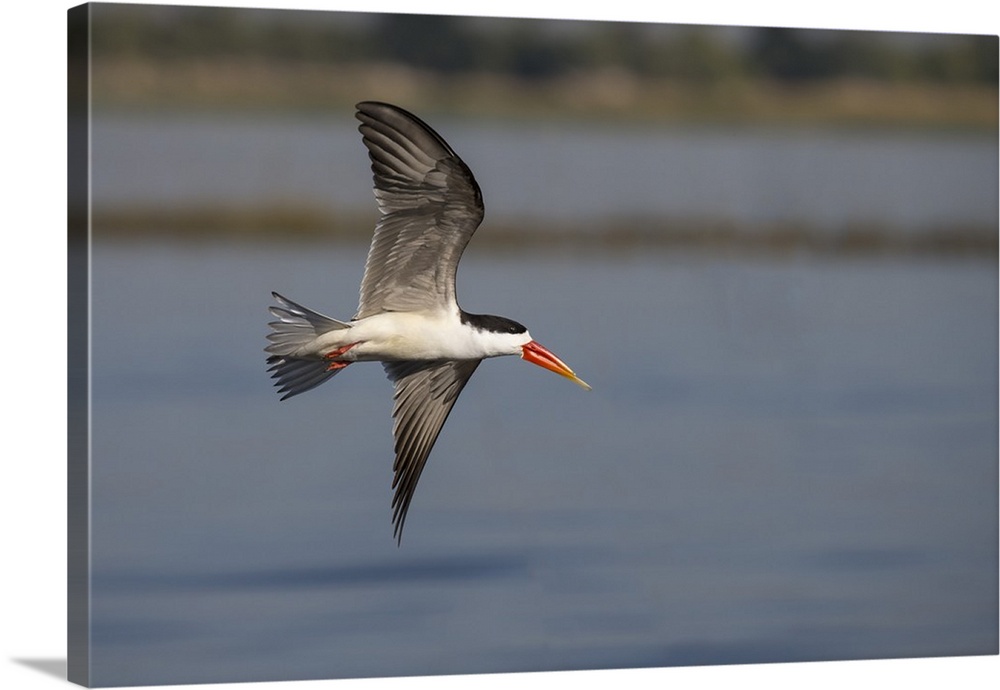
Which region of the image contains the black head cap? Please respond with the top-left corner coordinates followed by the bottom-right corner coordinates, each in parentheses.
top-left (460, 311), bottom-right (527, 335)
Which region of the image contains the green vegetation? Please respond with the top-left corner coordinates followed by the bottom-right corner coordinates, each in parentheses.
top-left (84, 5), bottom-right (998, 128)
top-left (93, 206), bottom-right (997, 258)
top-left (88, 7), bottom-right (997, 85)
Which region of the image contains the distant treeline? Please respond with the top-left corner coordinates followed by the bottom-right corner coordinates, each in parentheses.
top-left (88, 6), bottom-right (997, 86)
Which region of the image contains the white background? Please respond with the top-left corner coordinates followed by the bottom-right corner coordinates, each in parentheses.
top-left (3, 1), bottom-right (997, 689)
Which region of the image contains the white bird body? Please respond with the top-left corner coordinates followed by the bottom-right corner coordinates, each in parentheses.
top-left (266, 101), bottom-right (589, 542)
top-left (292, 309), bottom-right (533, 363)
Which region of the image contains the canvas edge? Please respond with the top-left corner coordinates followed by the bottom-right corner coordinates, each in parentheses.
top-left (67, 3), bottom-right (92, 687)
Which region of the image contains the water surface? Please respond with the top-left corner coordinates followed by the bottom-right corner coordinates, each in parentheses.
top-left (88, 242), bottom-right (998, 686)
top-left (91, 112), bottom-right (998, 233)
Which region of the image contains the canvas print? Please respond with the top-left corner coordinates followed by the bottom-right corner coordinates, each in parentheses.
top-left (68, 3), bottom-right (998, 687)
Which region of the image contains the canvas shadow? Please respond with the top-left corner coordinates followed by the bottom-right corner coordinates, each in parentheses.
top-left (13, 658), bottom-right (67, 681)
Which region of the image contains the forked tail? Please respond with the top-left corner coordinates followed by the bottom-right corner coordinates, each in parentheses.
top-left (266, 292), bottom-right (352, 400)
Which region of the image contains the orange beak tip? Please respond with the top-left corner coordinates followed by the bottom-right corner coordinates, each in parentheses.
top-left (521, 340), bottom-right (591, 391)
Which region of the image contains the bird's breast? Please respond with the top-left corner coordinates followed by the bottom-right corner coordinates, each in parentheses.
top-left (343, 310), bottom-right (482, 362)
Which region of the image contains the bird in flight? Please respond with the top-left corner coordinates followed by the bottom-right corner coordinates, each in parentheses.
top-left (266, 101), bottom-right (590, 543)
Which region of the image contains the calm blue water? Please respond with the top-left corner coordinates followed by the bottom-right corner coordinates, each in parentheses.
top-left (87, 241), bottom-right (997, 686)
top-left (91, 112), bottom-right (998, 232)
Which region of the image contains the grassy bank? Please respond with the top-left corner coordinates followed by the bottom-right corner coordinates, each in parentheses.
top-left (91, 58), bottom-right (998, 130)
top-left (91, 205), bottom-right (998, 258)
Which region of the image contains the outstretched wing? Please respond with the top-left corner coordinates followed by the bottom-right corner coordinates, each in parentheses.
top-left (354, 101), bottom-right (484, 319)
top-left (383, 359), bottom-right (481, 543)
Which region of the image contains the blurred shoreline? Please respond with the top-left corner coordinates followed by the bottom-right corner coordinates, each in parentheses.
top-left (86, 73), bottom-right (998, 257)
top-left (91, 206), bottom-right (998, 258)
top-left (91, 58), bottom-right (997, 131)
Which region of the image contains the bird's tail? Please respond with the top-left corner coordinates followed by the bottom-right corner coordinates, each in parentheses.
top-left (266, 292), bottom-right (352, 400)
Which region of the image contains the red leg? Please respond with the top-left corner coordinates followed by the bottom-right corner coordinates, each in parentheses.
top-left (323, 342), bottom-right (359, 371)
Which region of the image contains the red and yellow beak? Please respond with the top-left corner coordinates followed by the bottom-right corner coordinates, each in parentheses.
top-left (521, 340), bottom-right (592, 391)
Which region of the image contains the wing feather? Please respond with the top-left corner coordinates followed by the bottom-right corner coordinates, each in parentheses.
top-left (383, 359), bottom-right (481, 543)
top-left (354, 102), bottom-right (484, 319)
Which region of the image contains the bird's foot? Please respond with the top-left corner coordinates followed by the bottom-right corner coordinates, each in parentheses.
top-left (323, 342), bottom-right (359, 371)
